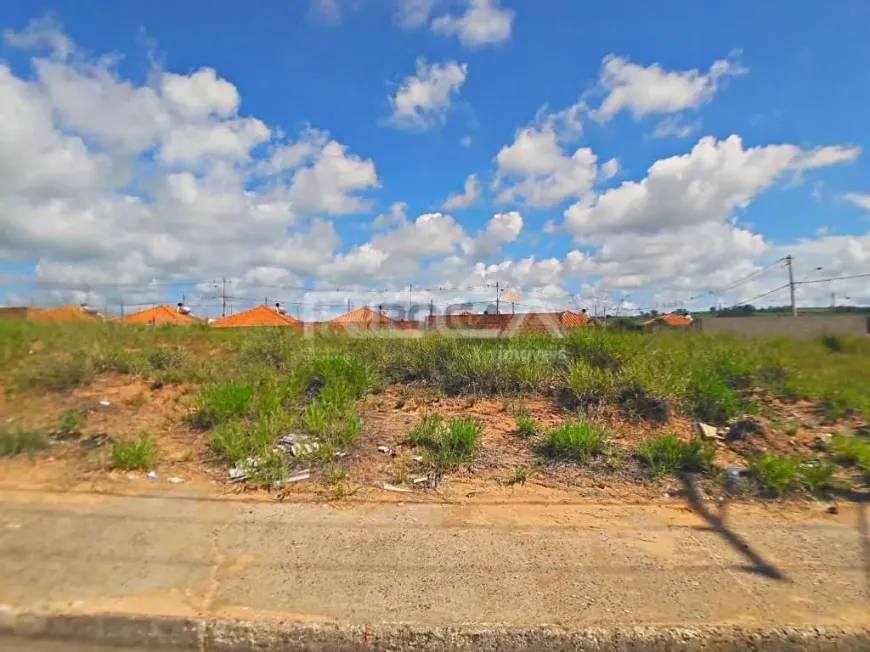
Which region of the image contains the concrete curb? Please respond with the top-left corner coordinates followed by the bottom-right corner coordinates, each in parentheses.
top-left (2, 608), bottom-right (869, 651)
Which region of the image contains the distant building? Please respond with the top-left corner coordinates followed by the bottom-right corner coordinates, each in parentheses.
top-left (211, 304), bottom-right (301, 328)
top-left (641, 313), bottom-right (694, 327)
top-left (118, 304), bottom-right (199, 326)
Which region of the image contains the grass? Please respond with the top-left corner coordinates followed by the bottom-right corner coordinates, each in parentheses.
top-left (408, 412), bottom-right (445, 448)
top-left (58, 409), bottom-right (86, 435)
top-left (750, 453), bottom-right (801, 497)
top-left (636, 432), bottom-right (715, 478)
top-left (111, 436), bottom-right (158, 470)
top-left (798, 460), bottom-right (837, 495)
top-left (0, 430), bottom-right (50, 457)
top-left (409, 414), bottom-right (482, 470)
top-left (545, 421), bottom-right (609, 462)
top-left (189, 382), bottom-right (254, 429)
top-left (510, 466), bottom-right (530, 485)
top-left (512, 407), bottom-right (537, 438)
top-left (830, 435), bottom-right (870, 474)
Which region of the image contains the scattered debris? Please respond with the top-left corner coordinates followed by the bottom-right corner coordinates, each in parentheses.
top-left (826, 503), bottom-right (838, 515)
top-left (334, 451), bottom-right (349, 458)
top-left (286, 469), bottom-right (311, 483)
top-left (377, 445), bottom-right (391, 454)
top-left (127, 474), bottom-right (137, 481)
top-left (98, 400), bottom-right (112, 407)
top-left (147, 471), bottom-right (159, 480)
top-left (411, 476), bottom-right (429, 485)
top-left (810, 436), bottom-right (830, 452)
top-left (383, 482), bottom-right (412, 494)
top-left (228, 466), bottom-right (249, 483)
top-left (727, 417), bottom-right (764, 441)
top-left (696, 422), bottom-right (724, 441)
top-left (168, 477), bottom-right (185, 484)
top-left (276, 434), bottom-right (321, 458)
top-left (81, 434), bottom-right (111, 450)
top-left (412, 455), bottom-right (424, 462)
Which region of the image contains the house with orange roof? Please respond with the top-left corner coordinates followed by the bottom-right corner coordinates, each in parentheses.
top-left (40, 304), bottom-right (103, 323)
top-left (119, 304), bottom-right (199, 326)
top-left (641, 313), bottom-right (694, 328)
top-left (328, 306), bottom-right (396, 330)
top-left (211, 304), bottom-right (301, 329)
top-left (427, 310), bottom-right (591, 336)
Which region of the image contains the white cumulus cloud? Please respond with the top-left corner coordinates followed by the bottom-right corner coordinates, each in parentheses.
top-left (388, 58), bottom-right (468, 130)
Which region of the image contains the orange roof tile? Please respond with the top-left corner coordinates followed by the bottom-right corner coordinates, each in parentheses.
top-left (330, 307), bottom-right (395, 325)
top-left (211, 305), bottom-right (301, 328)
top-left (641, 313), bottom-right (693, 327)
top-left (41, 305), bottom-right (102, 323)
top-left (119, 305), bottom-right (198, 326)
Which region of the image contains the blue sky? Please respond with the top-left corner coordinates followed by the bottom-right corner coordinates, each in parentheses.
top-left (1, 0), bottom-right (869, 317)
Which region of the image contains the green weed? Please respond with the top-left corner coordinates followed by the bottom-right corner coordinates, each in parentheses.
top-left (563, 360), bottom-right (615, 405)
top-left (798, 460), bottom-right (837, 495)
top-left (751, 453), bottom-right (801, 497)
top-left (58, 409), bottom-right (86, 436)
top-left (546, 421), bottom-right (609, 462)
top-left (0, 430), bottom-right (50, 457)
top-left (636, 432), bottom-right (715, 477)
top-left (111, 436), bottom-right (158, 470)
top-left (512, 408), bottom-right (538, 438)
top-left (511, 466), bottom-right (530, 485)
top-left (408, 412), bottom-right (445, 448)
top-left (189, 382), bottom-right (254, 429)
top-left (830, 436), bottom-right (870, 473)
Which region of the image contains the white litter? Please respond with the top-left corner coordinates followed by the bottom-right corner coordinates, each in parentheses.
top-left (147, 471), bottom-right (159, 480)
top-left (287, 469), bottom-right (311, 483)
top-left (411, 477), bottom-right (429, 485)
top-left (127, 474), bottom-right (138, 481)
top-left (412, 455), bottom-right (424, 462)
top-left (377, 445), bottom-right (390, 454)
top-left (168, 477), bottom-right (185, 484)
top-left (383, 483), bottom-right (412, 494)
top-left (98, 400), bottom-right (112, 407)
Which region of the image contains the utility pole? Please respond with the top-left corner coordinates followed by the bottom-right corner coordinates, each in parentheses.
top-left (120, 300), bottom-right (124, 321)
top-left (408, 284), bottom-right (412, 316)
top-left (786, 255), bottom-right (797, 317)
top-left (495, 282), bottom-right (500, 315)
top-left (220, 278), bottom-right (228, 318)
top-left (831, 292), bottom-right (836, 309)
top-left (347, 298), bottom-right (351, 313)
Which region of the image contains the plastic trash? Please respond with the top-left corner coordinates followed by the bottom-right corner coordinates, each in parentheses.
top-left (377, 445), bottom-right (390, 454)
top-left (98, 400), bottom-right (112, 407)
top-left (147, 471), bottom-right (159, 480)
top-left (383, 483), bottom-right (412, 494)
top-left (168, 477), bottom-right (184, 484)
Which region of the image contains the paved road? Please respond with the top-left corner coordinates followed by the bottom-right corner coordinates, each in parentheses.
top-left (0, 487), bottom-right (868, 629)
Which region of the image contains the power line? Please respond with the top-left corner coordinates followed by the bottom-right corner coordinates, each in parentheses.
top-left (732, 283), bottom-right (791, 308)
top-left (795, 272), bottom-right (870, 285)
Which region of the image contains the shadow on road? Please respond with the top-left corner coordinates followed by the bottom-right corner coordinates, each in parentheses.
top-left (679, 473), bottom-right (787, 581)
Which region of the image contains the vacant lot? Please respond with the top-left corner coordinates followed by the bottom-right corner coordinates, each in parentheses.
top-left (0, 320), bottom-right (868, 504)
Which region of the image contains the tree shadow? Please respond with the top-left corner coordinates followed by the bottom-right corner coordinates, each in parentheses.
top-left (678, 472), bottom-right (787, 581)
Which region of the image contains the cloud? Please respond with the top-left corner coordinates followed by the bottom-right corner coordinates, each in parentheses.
top-left (494, 124), bottom-right (599, 207)
top-left (373, 201), bottom-right (409, 228)
top-left (460, 135), bottom-right (473, 147)
top-left (388, 58), bottom-right (468, 130)
top-left (432, 0), bottom-right (514, 48)
top-left (463, 211), bottom-right (524, 258)
top-left (792, 145), bottom-right (861, 170)
top-left (0, 20), bottom-right (378, 299)
top-left (590, 53), bottom-right (747, 123)
top-left (3, 15), bottom-right (73, 59)
top-left (395, 0), bottom-right (439, 29)
top-left (843, 192), bottom-right (870, 211)
top-left (652, 115), bottom-right (699, 139)
top-left (442, 174), bottom-right (481, 210)
top-left (563, 135), bottom-right (856, 242)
